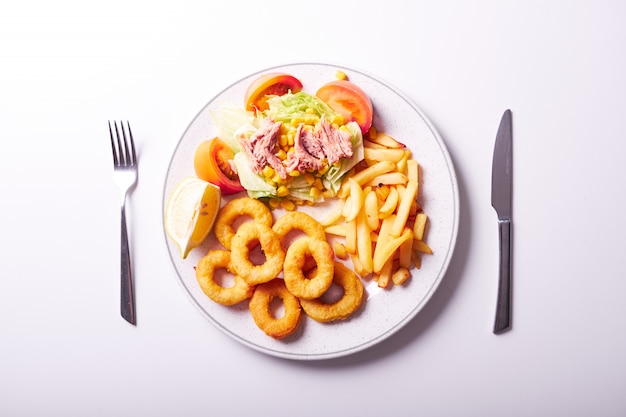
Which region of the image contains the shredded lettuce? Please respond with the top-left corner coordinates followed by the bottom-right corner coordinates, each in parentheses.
top-left (209, 106), bottom-right (255, 153)
top-left (232, 152), bottom-right (276, 199)
top-left (264, 91), bottom-right (336, 123)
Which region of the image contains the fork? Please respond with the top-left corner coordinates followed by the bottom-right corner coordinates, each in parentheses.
top-left (109, 121), bottom-right (138, 325)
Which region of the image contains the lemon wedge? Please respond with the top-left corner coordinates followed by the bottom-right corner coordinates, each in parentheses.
top-left (165, 177), bottom-right (221, 259)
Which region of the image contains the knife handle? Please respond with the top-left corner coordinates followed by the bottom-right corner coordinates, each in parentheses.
top-left (494, 219), bottom-right (512, 334)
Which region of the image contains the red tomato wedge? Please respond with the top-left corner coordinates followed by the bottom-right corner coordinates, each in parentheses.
top-left (316, 80), bottom-right (373, 134)
top-left (244, 73), bottom-right (303, 112)
top-left (193, 138), bottom-right (244, 195)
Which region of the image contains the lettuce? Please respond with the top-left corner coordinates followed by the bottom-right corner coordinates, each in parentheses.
top-left (209, 106), bottom-right (255, 153)
top-left (232, 152), bottom-right (276, 199)
top-left (264, 91), bottom-right (336, 123)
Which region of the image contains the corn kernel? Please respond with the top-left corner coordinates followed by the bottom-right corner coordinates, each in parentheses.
top-left (291, 117), bottom-right (304, 127)
top-left (331, 114), bottom-right (345, 125)
top-left (335, 70), bottom-right (347, 80)
top-left (318, 165), bottom-right (329, 176)
top-left (279, 134), bottom-right (289, 148)
top-left (289, 170), bottom-right (300, 177)
top-left (269, 198), bottom-right (281, 209)
top-left (281, 199), bottom-right (296, 211)
top-left (313, 178), bottom-right (323, 190)
top-left (304, 173), bottom-right (315, 185)
top-left (262, 166), bottom-right (274, 178)
top-left (310, 187), bottom-right (321, 198)
top-left (276, 185), bottom-right (289, 197)
top-left (271, 172), bottom-right (282, 183)
top-left (305, 107), bottom-right (315, 114)
top-left (305, 115), bottom-right (319, 125)
top-left (276, 149), bottom-right (287, 160)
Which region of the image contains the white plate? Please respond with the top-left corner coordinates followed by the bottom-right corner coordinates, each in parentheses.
top-left (163, 63), bottom-right (459, 360)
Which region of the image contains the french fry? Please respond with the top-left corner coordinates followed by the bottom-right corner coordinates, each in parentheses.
top-left (378, 257), bottom-right (394, 288)
top-left (364, 190), bottom-right (379, 231)
top-left (378, 186), bottom-right (399, 219)
top-left (376, 214), bottom-right (396, 250)
top-left (373, 227), bottom-right (412, 273)
top-left (345, 219), bottom-right (357, 254)
top-left (399, 228), bottom-right (414, 269)
top-left (333, 241), bottom-right (348, 260)
top-left (324, 224), bottom-right (347, 237)
top-left (411, 251), bottom-right (422, 269)
top-left (350, 253), bottom-right (364, 276)
top-left (363, 139), bottom-right (387, 149)
top-left (363, 172), bottom-right (408, 187)
top-left (395, 184), bottom-right (406, 206)
top-left (413, 213), bottom-right (428, 241)
top-left (320, 198), bottom-right (345, 226)
top-left (412, 239), bottom-right (433, 254)
top-left (347, 160), bottom-right (396, 188)
top-left (368, 132), bottom-right (405, 149)
top-left (342, 178), bottom-right (364, 222)
top-left (407, 159), bottom-right (419, 183)
top-left (391, 267), bottom-right (411, 285)
top-left (356, 210), bottom-right (373, 275)
top-left (396, 150), bottom-right (411, 174)
top-left (375, 184), bottom-right (390, 201)
top-left (363, 147), bottom-right (407, 162)
top-left (390, 180), bottom-right (418, 237)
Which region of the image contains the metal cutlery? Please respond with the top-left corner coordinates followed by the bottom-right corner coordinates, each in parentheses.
top-left (491, 109), bottom-right (513, 334)
top-left (108, 121), bottom-right (138, 325)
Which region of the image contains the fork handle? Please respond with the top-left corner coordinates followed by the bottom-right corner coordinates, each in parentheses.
top-left (120, 206), bottom-right (136, 325)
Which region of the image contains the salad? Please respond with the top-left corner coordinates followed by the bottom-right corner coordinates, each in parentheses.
top-left (193, 72), bottom-right (374, 208)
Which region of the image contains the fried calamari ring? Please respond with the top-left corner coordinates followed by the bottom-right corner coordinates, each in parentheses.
top-left (283, 237), bottom-right (335, 300)
top-left (300, 262), bottom-right (364, 322)
top-left (230, 222), bottom-right (285, 285)
top-left (272, 211), bottom-right (326, 249)
top-left (195, 250), bottom-right (254, 306)
top-left (249, 279), bottom-right (301, 339)
top-left (214, 197), bottom-right (273, 249)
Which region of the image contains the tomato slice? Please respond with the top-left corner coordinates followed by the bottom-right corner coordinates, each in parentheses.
top-left (316, 80), bottom-right (373, 134)
top-left (244, 73), bottom-right (303, 112)
top-left (193, 138), bottom-right (245, 195)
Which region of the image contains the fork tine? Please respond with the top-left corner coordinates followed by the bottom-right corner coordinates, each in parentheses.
top-left (115, 121), bottom-right (128, 166)
top-left (126, 122), bottom-right (137, 166)
top-left (108, 121), bottom-right (119, 166)
top-left (119, 122), bottom-right (129, 166)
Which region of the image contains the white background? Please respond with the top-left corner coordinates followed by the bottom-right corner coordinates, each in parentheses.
top-left (1, 0), bottom-right (625, 416)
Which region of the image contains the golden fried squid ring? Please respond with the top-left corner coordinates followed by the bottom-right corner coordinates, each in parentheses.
top-left (214, 197), bottom-right (273, 249)
top-left (195, 250), bottom-right (254, 306)
top-left (283, 237), bottom-right (335, 300)
top-left (300, 262), bottom-right (364, 322)
top-left (230, 222), bottom-right (285, 285)
top-left (272, 211), bottom-right (326, 248)
top-left (249, 279), bottom-right (301, 339)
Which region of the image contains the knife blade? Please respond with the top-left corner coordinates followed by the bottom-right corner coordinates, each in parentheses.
top-left (491, 109), bottom-right (513, 334)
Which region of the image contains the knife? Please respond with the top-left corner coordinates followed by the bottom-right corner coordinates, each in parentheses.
top-left (491, 109), bottom-right (513, 334)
